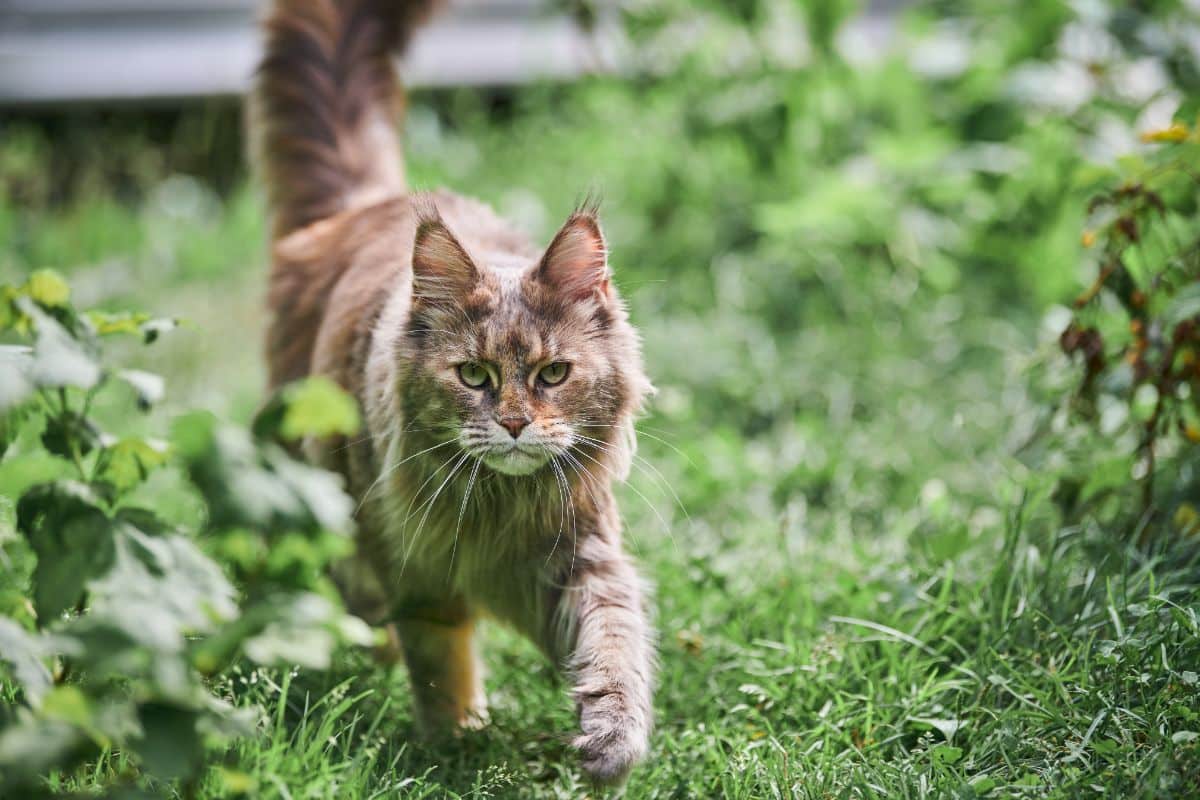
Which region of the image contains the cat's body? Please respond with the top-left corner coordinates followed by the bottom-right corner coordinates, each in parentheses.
top-left (252, 0), bottom-right (655, 783)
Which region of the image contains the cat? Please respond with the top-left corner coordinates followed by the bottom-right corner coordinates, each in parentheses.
top-left (250, 0), bottom-right (656, 784)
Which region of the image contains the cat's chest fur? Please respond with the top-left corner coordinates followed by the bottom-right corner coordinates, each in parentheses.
top-left (347, 443), bottom-right (590, 622)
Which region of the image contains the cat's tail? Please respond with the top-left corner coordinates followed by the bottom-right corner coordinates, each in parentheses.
top-left (251, 0), bottom-right (441, 240)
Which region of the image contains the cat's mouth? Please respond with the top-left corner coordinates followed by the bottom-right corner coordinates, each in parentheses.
top-left (479, 444), bottom-right (549, 476)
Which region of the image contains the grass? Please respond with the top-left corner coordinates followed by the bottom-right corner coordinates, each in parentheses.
top-left (4, 6), bottom-right (1200, 793)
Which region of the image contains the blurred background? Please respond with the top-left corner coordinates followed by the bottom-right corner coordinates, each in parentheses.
top-left (3, 0), bottom-right (1195, 513)
top-left (4, 0), bottom-right (1200, 795)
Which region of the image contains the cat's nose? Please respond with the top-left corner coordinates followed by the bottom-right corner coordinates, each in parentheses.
top-left (497, 415), bottom-right (530, 439)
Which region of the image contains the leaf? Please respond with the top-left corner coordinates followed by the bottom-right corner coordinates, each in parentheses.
top-left (16, 481), bottom-right (116, 621)
top-left (1140, 123), bottom-right (1190, 143)
top-left (41, 411), bottom-right (103, 460)
top-left (116, 370), bottom-right (165, 410)
top-left (86, 522), bottom-right (237, 652)
top-left (17, 299), bottom-right (101, 391)
top-left (241, 593), bottom-right (340, 669)
top-left (98, 438), bottom-right (168, 493)
top-left (271, 376), bottom-right (362, 441)
top-left (268, 451), bottom-right (355, 534)
top-left (0, 718), bottom-right (91, 791)
top-left (1163, 283), bottom-right (1200, 327)
top-left (1172, 731), bottom-right (1199, 744)
top-left (0, 346), bottom-right (34, 410)
top-left (134, 703), bottom-right (205, 780)
top-left (40, 686), bottom-right (100, 741)
top-left (139, 317), bottom-right (178, 344)
top-left (23, 270), bottom-right (71, 308)
top-left (910, 716), bottom-right (965, 742)
top-left (174, 413), bottom-right (354, 534)
top-left (930, 743), bottom-right (963, 765)
top-left (0, 617), bottom-right (52, 705)
top-left (85, 309), bottom-right (149, 337)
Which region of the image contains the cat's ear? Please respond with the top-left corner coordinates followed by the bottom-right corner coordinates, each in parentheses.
top-left (535, 211), bottom-right (610, 303)
top-left (411, 213), bottom-right (478, 303)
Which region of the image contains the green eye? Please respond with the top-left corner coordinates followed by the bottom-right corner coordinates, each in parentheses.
top-left (538, 362), bottom-right (569, 386)
top-left (458, 362), bottom-right (490, 388)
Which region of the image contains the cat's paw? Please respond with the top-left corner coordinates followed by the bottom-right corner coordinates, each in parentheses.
top-left (413, 693), bottom-right (490, 737)
top-left (573, 692), bottom-right (649, 785)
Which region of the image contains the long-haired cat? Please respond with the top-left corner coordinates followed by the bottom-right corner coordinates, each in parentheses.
top-left (251, 0), bottom-right (655, 783)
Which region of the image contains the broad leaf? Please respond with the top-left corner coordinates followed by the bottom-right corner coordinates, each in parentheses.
top-left (279, 376), bottom-right (362, 440)
top-left (41, 411), bottom-right (103, 460)
top-left (0, 718), bottom-right (92, 792)
top-left (16, 482), bottom-right (115, 621)
top-left (97, 438), bottom-right (168, 493)
top-left (86, 522), bottom-right (237, 653)
top-left (17, 299), bottom-right (101, 391)
top-left (0, 346), bottom-right (34, 410)
top-left (134, 703), bottom-right (204, 781)
top-left (23, 270), bottom-right (71, 309)
top-left (0, 618), bottom-right (51, 705)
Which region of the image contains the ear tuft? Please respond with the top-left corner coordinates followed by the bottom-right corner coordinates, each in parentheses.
top-left (411, 201), bottom-right (477, 303)
top-left (536, 211), bottom-right (609, 302)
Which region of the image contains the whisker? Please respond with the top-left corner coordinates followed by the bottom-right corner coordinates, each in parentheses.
top-left (550, 458), bottom-right (578, 579)
top-left (545, 455), bottom-right (568, 567)
top-left (354, 438), bottom-right (457, 515)
top-left (448, 457), bottom-right (482, 579)
top-left (570, 433), bottom-right (691, 523)
top-left (568, 446), bottom-right (678, 555)
top-left (403, 451), bottom-right (470, 569)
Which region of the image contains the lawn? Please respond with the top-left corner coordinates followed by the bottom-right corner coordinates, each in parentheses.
top-left (3, 2), bottom-right (1200, 798)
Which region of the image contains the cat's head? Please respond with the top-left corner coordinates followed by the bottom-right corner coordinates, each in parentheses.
top-left (396, 204), bottom-right (650, 478)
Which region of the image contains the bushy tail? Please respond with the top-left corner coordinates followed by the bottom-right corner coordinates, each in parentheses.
top-left (252, 0), bottom-right (440, 239)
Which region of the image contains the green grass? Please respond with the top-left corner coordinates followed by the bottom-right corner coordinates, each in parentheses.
top-left (4, 2), bottom-right (1200, 794)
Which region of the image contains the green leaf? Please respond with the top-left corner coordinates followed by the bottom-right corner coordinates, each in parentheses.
top-left (98, 438), bottom-right (168, 493)
top-left (0, 718), bottom-right (91, 791)
top-left (1163, 283), bottom-right (1200, 327)
top-left (16, 481), bottom-right (115, 621)
top-left (41, 411), bottom-right (103, 460)
top-left (116, 370), bottom-right (165, 410)
top-left (134, 703), bottom-right (205, 781)
top-left (17, 299), bottom-right (101, 391)
top-left (241, 593), bottom-right (346, 670)
top-left (0, 618), bottom-right (51, 705)
top-left (85, 309), bottom-right (149, 337)
top-left (278, 376), bottom-right (362, 441)
top-left (268, 451), bottom-right (355, 534)
top-left (40, 686), bottom-right (100, 742)
top-left (23, 270), bottom-right (71, 308)
top-left (1132, 384), bottom-right (1159, 422)
top-left (86, 522), bottom-right (237, 652)
top-left (174, 413), bottom-right (354, 534)
top-left (930, 744), bottom-right (964, 765)
top-left (0, 346), bottom-right (34, 410)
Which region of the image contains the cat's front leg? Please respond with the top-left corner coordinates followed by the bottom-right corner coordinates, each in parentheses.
top-left (554, 542), bottom-right (655, 784)
top-left (394, 599), bottom-right (489, 734)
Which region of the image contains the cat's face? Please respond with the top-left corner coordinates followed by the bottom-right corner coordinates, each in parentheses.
top-left (400, 210), bottom-right (643, 477)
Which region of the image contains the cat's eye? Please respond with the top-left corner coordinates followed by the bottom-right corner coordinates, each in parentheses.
top-left (458, 362), bottom-right (491, 388)
top-left (538, 362), bottom-right (570, 386)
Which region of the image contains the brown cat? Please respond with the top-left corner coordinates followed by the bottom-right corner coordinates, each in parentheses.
top-left (250, 0), bottom-right (656, 784)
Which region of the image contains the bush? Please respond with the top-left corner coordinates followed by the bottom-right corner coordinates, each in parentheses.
top-left (0, 273), bottom-right (371, 796)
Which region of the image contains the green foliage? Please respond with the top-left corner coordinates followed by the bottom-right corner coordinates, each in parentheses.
top-left (0, 276), bottom-right (370, 795)
top-left (1048, 125), bottom-right (1200, 530)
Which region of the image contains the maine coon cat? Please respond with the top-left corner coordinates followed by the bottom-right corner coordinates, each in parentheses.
top-left (251, 0), bottom-right (656, 783)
